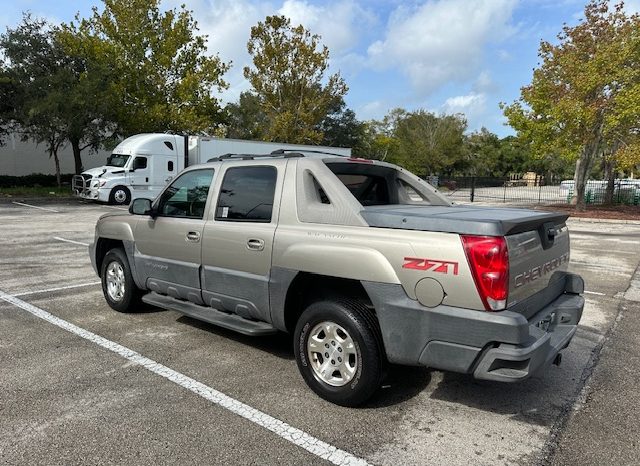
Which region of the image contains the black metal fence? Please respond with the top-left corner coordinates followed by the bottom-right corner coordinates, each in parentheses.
top-left (431, 176), bottom-right (640, 206)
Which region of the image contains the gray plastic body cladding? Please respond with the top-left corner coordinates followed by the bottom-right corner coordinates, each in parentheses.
top-left (134, 252), bottom-right (202, 304)
top-left (361, 281), bottom-right (529, 366)
top-left (361, 205), bottom-right (568, 236)
top-left (362, 276), bottom-right (583, 376)
top-left (201, 266), bottom-right (271, 322)
top-left (473, 294), bottom-right (583, 382)
top-left (268, 267), bottom-right (299, 332)
top-left (123, 240), bottom-right (144, 289)
top-left (89, 239), bottom-right (144, 290)
top-left (142, 292), bottom-right (277, 336)
top-left (88, 242), bottom-right (98, 275)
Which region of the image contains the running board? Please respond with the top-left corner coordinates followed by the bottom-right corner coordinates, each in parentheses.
top-left (142, 292), bottom-right (278, 336)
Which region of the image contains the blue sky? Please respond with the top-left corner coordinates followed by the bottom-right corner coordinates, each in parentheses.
top-left (2, 0), bottom-right (639, 137)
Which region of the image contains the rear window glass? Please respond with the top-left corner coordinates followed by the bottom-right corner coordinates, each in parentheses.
top-left (334, 174), bottom-right (389, 206)
top-left (325, 161), bottom-right (450, 207)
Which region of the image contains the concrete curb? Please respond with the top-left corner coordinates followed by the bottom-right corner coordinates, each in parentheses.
top-left (455, 200), bottom-right (640, 225)
top-left (624, 266), bottom-right (640, 302)
top-left (566, 217), bottom-right (640, 225)
top-left (0, 197), bottom-right (78, 204)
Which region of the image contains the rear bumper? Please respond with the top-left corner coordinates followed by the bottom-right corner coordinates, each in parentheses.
top-left (362, 272), bottom-right (584, 382)
top-left (472, 294), bottom-right (581, 381)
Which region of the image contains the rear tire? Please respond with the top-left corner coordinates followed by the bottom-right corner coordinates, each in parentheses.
top-left (294, 299), bottom-right (384, 407)
top-left (101, 248), bottom-right (144, 312)
top-left (109, 186), bottom-right (131, 205)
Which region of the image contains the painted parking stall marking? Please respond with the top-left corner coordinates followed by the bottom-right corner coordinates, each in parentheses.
top-left (13, 281), bottom-right (101, 297)
top-left (12, 201), bottom-right (59, 213)
top-left (53, 236), bottom-right (90, 247)
top-left (0, 289), bottom-right (369, 466)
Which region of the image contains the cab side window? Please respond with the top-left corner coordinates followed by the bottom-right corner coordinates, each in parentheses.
top-left (156, 169), bottom-right (214, 219)
top-left (215, 166), bottom-right (277, 222)
top-left (133, 157), bottom-right (148, 170)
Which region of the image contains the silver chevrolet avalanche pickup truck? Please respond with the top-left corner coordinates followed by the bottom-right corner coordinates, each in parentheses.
top-left (90, 151), bottom-right (584, 406)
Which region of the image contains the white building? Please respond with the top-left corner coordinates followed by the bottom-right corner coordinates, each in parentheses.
top-left (0, 133), bottom-right (111, 176)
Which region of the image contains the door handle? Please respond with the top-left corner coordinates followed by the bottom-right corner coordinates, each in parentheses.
top-left (246, 238), bottom-right (265, 251)
top-left (186, 231), bottom-right (201, 242)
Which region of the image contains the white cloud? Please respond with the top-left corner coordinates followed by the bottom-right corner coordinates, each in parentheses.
top-left (163, 0), bottom-right (375, 104)
top-left (366, 0), bottom-right (517, 96)
top-left (165, 0), bottom-right (274, 103)
top-left (357, 100), bottom-right (387, 120)
top-left (442, 92), bottom-right (487, 130)
top-left (278, 0), bottom-right (376, 54)
top-left (443, 92), bottom-right (486, 113)
top-left (474, 71), bottom-right (495, 93)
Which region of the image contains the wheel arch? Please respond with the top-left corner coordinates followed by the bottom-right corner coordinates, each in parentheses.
top-left (277, 271), bottom-right (375, 335)
top-left (95, 238), bottom-right (125, 277)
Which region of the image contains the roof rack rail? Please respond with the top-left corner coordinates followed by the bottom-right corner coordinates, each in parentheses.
top-left (270, 148), bottom-right (349, 157)
top-left (206, 152), bottom-right (305, 162)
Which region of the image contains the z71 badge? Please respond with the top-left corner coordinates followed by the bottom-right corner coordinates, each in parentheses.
top-left (403, 257), bottom-right (459, 275)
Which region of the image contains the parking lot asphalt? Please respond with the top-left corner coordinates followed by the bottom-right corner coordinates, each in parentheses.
top-left (1, 199), bottom-right (639, 465)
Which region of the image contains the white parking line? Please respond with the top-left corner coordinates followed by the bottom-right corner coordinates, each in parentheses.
top-left (53, 237), bottom-right (90, 247)
top-left (103, 205), bottom-right (128, 210)
top-left (584, 290), bottom-right (606, 296)
top-left (0, 290), bottom-right (368, 466)
top-left (14, 281), bottom-right (101, 297)
top-left (12, 201), bottom-right (59, 213)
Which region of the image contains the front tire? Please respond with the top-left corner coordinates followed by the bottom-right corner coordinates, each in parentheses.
top-left (101, 248), bottom-right (143, 312)
top-left (294, 299), bottom-right (384, 406)
top-left (109, 186), bottom-right (131, 205)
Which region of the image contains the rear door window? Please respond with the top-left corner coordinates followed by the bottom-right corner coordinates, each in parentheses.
top-left (215, 166), bottom-right (277, 222)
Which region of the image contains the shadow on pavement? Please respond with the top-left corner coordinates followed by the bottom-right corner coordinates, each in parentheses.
top-left (177, 315), bottom-right (295, 360)
top-left (364, 365), bottom-right (432, 408)
top-left (429, 372), bottom-right (568, 426)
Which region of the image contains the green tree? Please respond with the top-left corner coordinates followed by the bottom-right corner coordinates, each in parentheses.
top-left (357, 120), bottom-right (400, 161)
top-left (393, 110), bottom-right (467, 177)
top-left (463, 132), bottom-right (538, 177)
top-left (497, 136), bottom-right (533, 176)
top-left (62, 0), bottom-right (230, 139)
top-left (503, 1), bottom-right (640, 209)
top-left (319, 97), bottom-right (366, 150)
top-left (224, 92), bottom-right (267, 140)
top-left (465, 128), bottom-right (501, 176)
top-left (244, 15), bottom-right (348, 144)
top-left (0, 64), bottom-right (19, 145)
top-left (0, 15), bottom-right (113, 178)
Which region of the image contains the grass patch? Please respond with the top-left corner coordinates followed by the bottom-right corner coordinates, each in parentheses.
top-left (0, 186), bottom-right (71, 198)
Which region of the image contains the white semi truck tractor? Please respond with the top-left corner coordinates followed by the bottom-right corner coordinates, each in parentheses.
top-left (72, 133), bottom-right (351, 205)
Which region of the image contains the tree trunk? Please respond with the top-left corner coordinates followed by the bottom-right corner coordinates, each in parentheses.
top-left (53, 149), bottom-right (61, 188)
top-left (70, 138), bottom-right (84, 174)
top-left (571, 140), bottom-right (600, 211)
top-left (603, 156), bottom-right (615, 205)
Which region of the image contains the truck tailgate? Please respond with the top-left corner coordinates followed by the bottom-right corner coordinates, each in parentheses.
top-left (361, 204), bottom-right (571, 310)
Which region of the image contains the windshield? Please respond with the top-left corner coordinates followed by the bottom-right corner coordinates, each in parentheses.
top-left (106, 154), bottom-right (130, 168)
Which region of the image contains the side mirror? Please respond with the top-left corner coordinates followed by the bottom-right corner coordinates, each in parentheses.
top-left (129, 198), bottom-right (154, 216)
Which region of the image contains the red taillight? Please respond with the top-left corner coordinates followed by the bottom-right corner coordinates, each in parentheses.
top-left (461, 235), bottom-right (509, 311)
